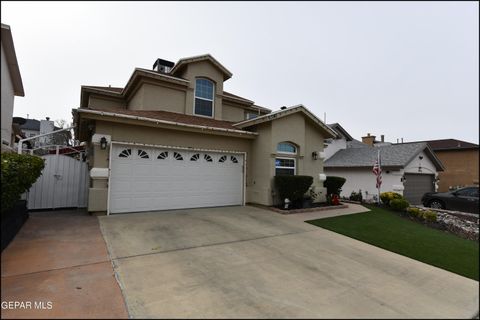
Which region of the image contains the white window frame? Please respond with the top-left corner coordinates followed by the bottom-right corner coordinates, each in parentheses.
top-left (275, 157), bottom-right (296, 176)
top-left (277, 142), bottom-right (297, 155)
top-left (245, 112), bottom-right (259, 120)
top-left (193, 78), bottom-right (215, 118)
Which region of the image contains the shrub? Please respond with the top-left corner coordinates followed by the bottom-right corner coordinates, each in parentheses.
top-left (380, 192), bottom-right (404, 206)
top-left (390, 199), bottom-right (410, 211)
top-left (422, 210), bottom-right (437, 223)
top-left (274, 175), bottom-right (313, 202)
top-left (324, 176), bottom-right (346, 196)
top-left (349, 190), bottom-right (363, 202)
top-left (1, 153), bottom-right (45, 213)
top-left (407, 207), bottom-right (421, 218)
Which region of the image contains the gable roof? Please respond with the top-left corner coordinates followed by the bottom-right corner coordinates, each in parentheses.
top-left (233, 105), bottom-right (337, 138)
top-left (328, 123), bottom-right (354, 141)
top-left (324, 142), bottom-right (444, 171)
top-left (74, 107), bottom-right (257, 137)
top-left (347, 139), bottom-right (369, 148)
top-left (1, 23), bottom-right (24, 96)
top-left (170, 54), bottom-right (233, 81)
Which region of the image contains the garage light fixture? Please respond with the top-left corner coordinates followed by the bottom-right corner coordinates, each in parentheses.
top-left (312, 151), bottom-right (318, 160)
top-left (100, 137), bottom-right (108, 150)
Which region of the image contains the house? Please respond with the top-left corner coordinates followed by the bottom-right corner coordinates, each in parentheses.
top-left (73, 54), bottom-right (337, 215)
top-left (12, 116), bottom-right (69, 148)
top-left (1, 23), bottom-right (24, 152)
top-left (403, 139), bottom-right (479, 192)
top-left (324, 130), bottom-right (445, 204)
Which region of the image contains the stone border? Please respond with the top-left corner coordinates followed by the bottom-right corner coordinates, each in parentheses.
top-left (251, 203), bottom-right (349, 215)
top-left (412, 205), bottom-right (478, 223)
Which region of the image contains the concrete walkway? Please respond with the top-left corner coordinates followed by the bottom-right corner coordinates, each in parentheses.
top-left (99, 205), bottom-right (479, 319)
top-left (1, 210), bottom-right (128, 319)
top-left (283, 203), bottom-right (370, 221)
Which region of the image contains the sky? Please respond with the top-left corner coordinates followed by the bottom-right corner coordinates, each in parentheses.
top-left (2, 1), bottom-right (479, 143)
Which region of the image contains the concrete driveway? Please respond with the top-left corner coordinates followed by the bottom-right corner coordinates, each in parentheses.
top-left (99, 205), bottom-right (479, 319)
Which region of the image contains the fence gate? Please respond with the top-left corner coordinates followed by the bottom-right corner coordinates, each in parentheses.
top-left (27, 151), bottom-right (89, 210)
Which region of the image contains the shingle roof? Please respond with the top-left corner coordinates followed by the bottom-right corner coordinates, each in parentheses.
top-left (19, 119), bottom-right (40, 131)
top-left (346, 139), bottom-right (368, 148)
top-left (324, 142), bottom-right (443, 170)
top-left (424, 139), bottom-right (478, 150)
top-left (86, 107), bottom-right (240, 130)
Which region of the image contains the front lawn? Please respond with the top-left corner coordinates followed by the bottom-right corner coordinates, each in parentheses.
top-left (307, 206), bottom-right (479, 280)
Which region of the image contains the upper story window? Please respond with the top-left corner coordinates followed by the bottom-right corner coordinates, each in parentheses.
top-left (194, 78), bottom-right (214, 117)
top-left (277, 142), bottom-right (297, 154)
top-left (245, 112), bottom-right (259, 120)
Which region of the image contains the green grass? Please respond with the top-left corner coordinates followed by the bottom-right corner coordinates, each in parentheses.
top-left (307, 206), bottom-right (479, 281)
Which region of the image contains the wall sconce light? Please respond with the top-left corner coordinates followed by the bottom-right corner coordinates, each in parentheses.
top-left (100, 137), bottom-right (108, 150)
top-left (312, 151), bottom-right (318, 160)
top-left (419, 155), bottom-right (424, 160)
top-left (401, 175), bottom-right (406, 183)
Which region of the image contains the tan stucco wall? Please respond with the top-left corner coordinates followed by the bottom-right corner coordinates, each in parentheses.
top-left (222, 102), bottom-right (246, 122)
top-left (247, 113), bottom-right (328, 206)
top-left (178, 61), bottom-right (224, 120)
top-left (435, 149), bottom-right (479, 191)
top-left (128, 83), bottom-right (186, 113)
top-left (88, 94), bottom-right (125, 109)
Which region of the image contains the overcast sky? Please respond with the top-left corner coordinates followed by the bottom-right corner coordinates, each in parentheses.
top-left (2, 1), bottom-right (478, 143)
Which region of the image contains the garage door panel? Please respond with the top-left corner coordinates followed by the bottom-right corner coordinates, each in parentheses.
top-left (403, 174), bottom-right (434, 205)
top-left (110, 145), bottom-right (244, 214)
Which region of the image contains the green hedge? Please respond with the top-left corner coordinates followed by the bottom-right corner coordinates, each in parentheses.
top-left (380, 192), bottom-right (404, 206)
top-left (274, 175), bottom-right (313, 202)
top-left (390, 199), bottom-right (410, 211)
top-left (1, 153), bottom-right (45, 213)
top-left (324, 176), bottom-right (346, 196)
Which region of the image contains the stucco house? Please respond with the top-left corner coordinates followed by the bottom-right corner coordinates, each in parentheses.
top-left (324, 128), bottom-right (445, 204)
top-left (1, 23), bottom-right (24, 152)
top-left (73, 54), bottom-right (337, 215)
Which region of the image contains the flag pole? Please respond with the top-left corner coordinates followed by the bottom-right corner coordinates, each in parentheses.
top-left (377, 150), bottom-right (381, 204)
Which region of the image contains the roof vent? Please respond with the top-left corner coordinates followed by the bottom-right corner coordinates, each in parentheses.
top-left (280, 106), bottom-right (287, 110)
top-left (153, 58), bottom-right (175, 73)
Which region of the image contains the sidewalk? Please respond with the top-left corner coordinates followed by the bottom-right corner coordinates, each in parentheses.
top-left (1, 210), bottom-right (128, 319)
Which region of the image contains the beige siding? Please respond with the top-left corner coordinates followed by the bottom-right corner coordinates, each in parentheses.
top-left (127, 86), bottom-right (144, 109)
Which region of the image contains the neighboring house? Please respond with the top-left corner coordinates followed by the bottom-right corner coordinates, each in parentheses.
top-left (403, 139), bottom-right (479, 192)
top-left (73, 54), bottom-right (337, 215)
top-left (1, 23), bottom-right (24, 152)
top-left (13, 117), bottom-right (67, 147)
top-left (324, 129), bottom-right (445, 204)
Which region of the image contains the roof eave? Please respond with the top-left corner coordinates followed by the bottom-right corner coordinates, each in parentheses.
top-left (170, 54), bottom-right (233, 81)
top-left (1, 24), bottom-right (25, 96)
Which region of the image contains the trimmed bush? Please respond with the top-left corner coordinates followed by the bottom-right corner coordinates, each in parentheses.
top-left (380, 192), bottom-right (404, 206)
top-left (407, 207), bottom-right (421, 218)
top-left (274, 175), bottom-right (313, 202)
top-left (422, 210), bottom-right (437, 223)
top-left (324, 176), bottom-right (346, 196)
top-left (390, 199), bottom-right (410, 211)
top-left (1, 153), bottom-right (45, 213)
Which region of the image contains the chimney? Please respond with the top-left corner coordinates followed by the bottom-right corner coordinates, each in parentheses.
top-left (381, 135), bottom-right (385, 142)
top-left (401, 138), bottom-right (404, 143)
top-left (153, 58), bottom-right (175, 73)
top-left (362, 133), bottom-right (376, 147)
top-left (46, 117), bottom-right (50, 121)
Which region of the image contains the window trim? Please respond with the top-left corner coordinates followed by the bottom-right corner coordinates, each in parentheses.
top-left (275, 157), bottom-right (296, 176)
top-left (277, 142), bottom-right (297, 155)
top-left (193, 78), bottom-right (215, 118)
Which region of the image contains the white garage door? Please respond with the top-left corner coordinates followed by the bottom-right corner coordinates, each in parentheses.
top-left (109, 145), bottom-right (244, 214)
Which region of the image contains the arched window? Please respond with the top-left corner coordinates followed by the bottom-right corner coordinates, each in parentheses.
top-left (194, 78), bottom-right (214, 117)
top-left (277, 142), bottom-right (297, 154)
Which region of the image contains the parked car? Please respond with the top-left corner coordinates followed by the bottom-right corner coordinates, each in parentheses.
top-left (421, 186), bottom-right (479, 214)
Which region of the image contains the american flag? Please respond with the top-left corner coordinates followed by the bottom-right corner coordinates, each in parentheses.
top-left (372, 150), bottom-right (382, 188)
